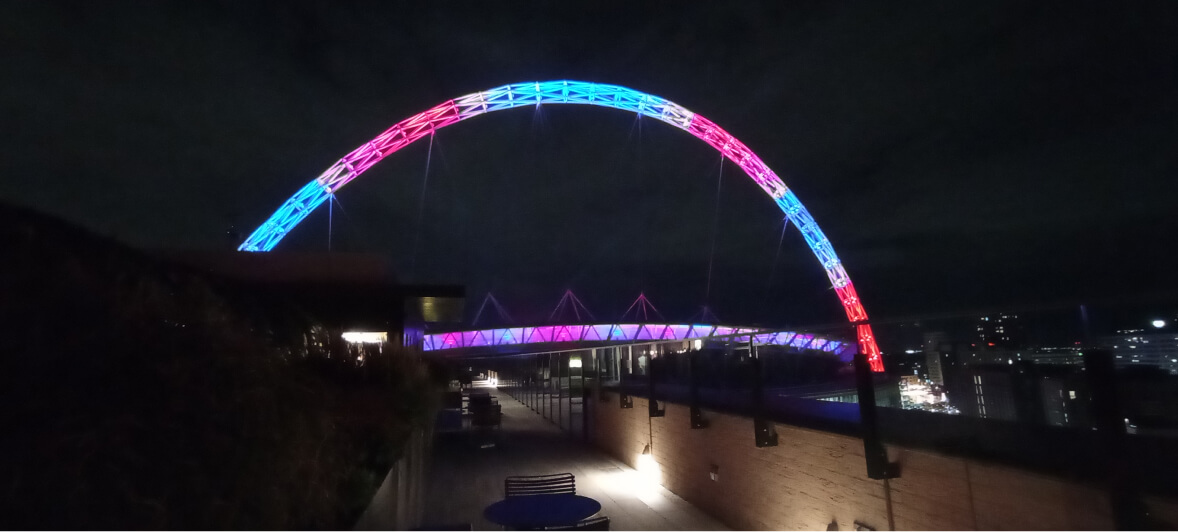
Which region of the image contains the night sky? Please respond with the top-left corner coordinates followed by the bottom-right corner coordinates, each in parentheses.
top-left (4, 2), bottom-right (1177, 327)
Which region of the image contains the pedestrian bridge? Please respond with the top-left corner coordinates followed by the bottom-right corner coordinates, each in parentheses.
top-left (423, 323), bottom-right (856, 360)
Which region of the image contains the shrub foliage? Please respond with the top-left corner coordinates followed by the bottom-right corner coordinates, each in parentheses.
top-left (0, 204), bottom-right (434, 529)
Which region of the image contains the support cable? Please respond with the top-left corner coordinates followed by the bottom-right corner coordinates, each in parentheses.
top-left (408, 132), bottom-right (435, 281)
top-left (762, 216), bottom-right (791, 308)
top-left (327, 193), bottom-right (334, 252)
top-left (703, 155), bottom-right (725, 303)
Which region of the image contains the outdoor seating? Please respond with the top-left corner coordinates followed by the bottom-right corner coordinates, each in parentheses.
top-left (468, 393), bottom-right (495, 411)
top-left (471, 403), bottom-right (501, 430)
top-left (443, 391), bottom-right (463, 409)
top-left (483, 493), bottom-right (600, 529)
top-left (544, 515), bottom-right (610, 530)
top-left (436, 408), bottom-right (464, 431)
top-left (504, 473), bottom-right (576, 497)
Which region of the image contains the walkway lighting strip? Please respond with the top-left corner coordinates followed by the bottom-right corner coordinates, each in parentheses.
top-left (238, 81), bottom-right (884, 371)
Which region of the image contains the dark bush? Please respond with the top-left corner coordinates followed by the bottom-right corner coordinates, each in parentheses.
top-left (0, 204), bottom-right (434, 529)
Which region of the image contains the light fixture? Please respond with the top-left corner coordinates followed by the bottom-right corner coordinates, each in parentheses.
top-left (1152, 319), bottom-right (1166, 329)
top-left (341, 331), bottom-right (387, 344)
top-left (636, 444), bottom-right (661, 486)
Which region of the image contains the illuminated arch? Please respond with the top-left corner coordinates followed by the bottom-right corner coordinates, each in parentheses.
top-left (239, 81), bottom-right (884, 371)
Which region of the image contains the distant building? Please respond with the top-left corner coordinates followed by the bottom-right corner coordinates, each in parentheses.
top-left (1100, 332), bottom-right (1178, 375)
top-left (975, 313), bottom-right (1025, 348)
top-left (1028, 347), bottom-right (1085, 366)
top-left (924, 332), bottom-right (949, 385)
top-left (945, 361), bottom-right (1090, 427)
top-left (890, 352), bottom-right (928, 381)
top-left (948, 364), bottom-right (1022, 421)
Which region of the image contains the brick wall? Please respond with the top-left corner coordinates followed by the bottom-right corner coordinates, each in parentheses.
top-left (592, 393), bottom-right (1139, 531)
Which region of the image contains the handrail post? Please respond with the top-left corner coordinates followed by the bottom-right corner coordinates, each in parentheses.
top-left (854, 353), bottom-right (898, 479)
top-left (689, 351), bottom-right (708, 429)
top-left (751, 339), bottom-right (778, 447)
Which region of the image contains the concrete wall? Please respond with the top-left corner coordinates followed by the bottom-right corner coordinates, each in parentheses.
top-left (354, 427), bottom-right (432, 530)
top-left (592, 393), bottom-right (1138, 531)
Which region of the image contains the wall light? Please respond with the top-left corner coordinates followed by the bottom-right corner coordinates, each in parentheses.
top-left (342, 331), bottom-right (387, 344)
top-left (637, 444), bottom-right (661, 486)
top-left (569, 357), bottom-right (582, 368)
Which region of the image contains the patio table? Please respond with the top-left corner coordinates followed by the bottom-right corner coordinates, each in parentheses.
top-left (483, 494), bottom-right (601, 529)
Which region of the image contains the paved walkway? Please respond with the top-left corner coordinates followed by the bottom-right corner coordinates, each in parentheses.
top-left (422, 381), bottom-right (729, 530)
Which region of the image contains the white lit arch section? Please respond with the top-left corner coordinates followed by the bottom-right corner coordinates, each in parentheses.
top-left (239, 81), bottom-right (885, 371)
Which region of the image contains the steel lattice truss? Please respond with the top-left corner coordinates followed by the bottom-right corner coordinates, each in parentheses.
top-left (423, 323), bottom-right (855, 359)
top-left (239, 80), bottom-right (884, 371)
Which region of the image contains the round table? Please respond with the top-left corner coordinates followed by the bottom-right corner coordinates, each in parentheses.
top-left (483, 494), bottom-right (602, 529)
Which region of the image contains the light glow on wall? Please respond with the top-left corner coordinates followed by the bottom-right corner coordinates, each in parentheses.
top-left (637, 452), bottom-right (662, 488)
top-left (238, 80), bottom-right (885, 371)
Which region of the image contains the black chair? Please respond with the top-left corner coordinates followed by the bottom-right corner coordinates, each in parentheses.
top-left (471, 403), bottom-right (501, 430)
top-left (468, 393), bottom-right (494, 411)
top-left (544, 516), bottom-right (610, 530)
top-left (504, 473), bottom-right (576, 497)
top-left (442, 391), bottom-right (463, 409)
top-left (436, 408), bottom-right (464, 430)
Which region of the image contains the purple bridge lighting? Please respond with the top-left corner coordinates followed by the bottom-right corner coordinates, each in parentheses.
top-left (423, 323), bottom-right (856, 361)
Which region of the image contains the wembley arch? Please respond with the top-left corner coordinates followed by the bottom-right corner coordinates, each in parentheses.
top-left (238, 80), bottom-right (885, 371)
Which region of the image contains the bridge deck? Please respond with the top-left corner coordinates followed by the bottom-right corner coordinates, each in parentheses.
top-left (422, 381), bottom-right (729, 530)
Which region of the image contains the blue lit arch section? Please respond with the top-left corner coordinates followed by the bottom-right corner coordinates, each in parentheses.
top-left (239, 81), bottom-right (885, 371)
